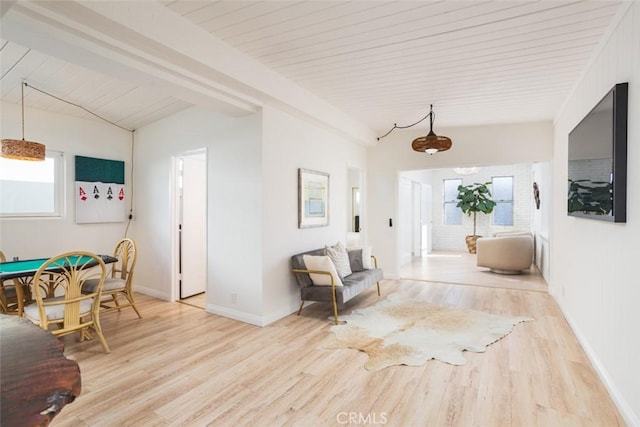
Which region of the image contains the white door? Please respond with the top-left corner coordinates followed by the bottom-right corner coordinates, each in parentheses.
top-left (412, 182), bottom-right (421, 256)
top-left (421, 184), bottom-right (433, 255)
top-left (179, 154), bottom-right (207, 299)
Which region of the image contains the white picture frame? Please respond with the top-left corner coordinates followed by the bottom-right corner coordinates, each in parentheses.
top-left (298, 168), bottom-right (329, 228)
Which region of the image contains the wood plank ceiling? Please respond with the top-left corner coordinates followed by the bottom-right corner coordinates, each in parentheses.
top-left (0, 38), bottom-right (192, 131)
top-left (163, 0), bottom-right (621, 131)
top-left (1, 1), bottom-right (622, 133)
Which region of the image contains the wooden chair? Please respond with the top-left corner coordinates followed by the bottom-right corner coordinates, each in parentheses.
top-left (23, 251), bottom-right (110, 353)
top-left (0, 250), bottom-right (31, 316)
top-left (82, 238), bottom-right (142, 318)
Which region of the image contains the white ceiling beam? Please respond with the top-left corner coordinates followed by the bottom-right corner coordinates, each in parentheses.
top-left (1, 0), bottom-right (375, 144)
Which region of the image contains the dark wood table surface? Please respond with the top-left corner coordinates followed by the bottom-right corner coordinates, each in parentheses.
top-left (0, 314), bottom-right (81, 426)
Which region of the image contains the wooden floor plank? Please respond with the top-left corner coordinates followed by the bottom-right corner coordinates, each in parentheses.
top-left (51, 254), bottom-right (624, 426)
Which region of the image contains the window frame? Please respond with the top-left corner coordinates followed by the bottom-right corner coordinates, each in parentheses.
top-left (0, 150), bottom-right (65, 218)
top-left (491, 175), bottom-right (514, 226)
top-left (443, 178), bottom-right (462, 225)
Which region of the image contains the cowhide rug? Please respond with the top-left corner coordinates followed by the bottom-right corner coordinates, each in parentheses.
top-left (328, 294), bottom-right (532, 371)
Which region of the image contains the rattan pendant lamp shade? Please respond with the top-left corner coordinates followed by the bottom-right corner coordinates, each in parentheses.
top-left (411, 104), bottom-right (452, 155)
top-left (1, 82), bottom-right (45, 161)
top-left (1, 139), bottom-right (45, 161)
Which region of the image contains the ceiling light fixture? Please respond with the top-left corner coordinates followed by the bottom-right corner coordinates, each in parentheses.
top-left (1, 82), bottom-right (46, 161)
top-left (377, 104), bottom-right (452, 155)
top-left (453, 167), bottom-right (479, 175)
top-left (411, 105), bottom-right (452, 155)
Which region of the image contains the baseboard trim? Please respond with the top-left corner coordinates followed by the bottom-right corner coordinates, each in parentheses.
top-left (205, 304), bottom-right (265, 327)
top-left (136, 286), bottom-right (170, 301)
top-left (551, 290), bottom-right (640, 427)
top-left (262, 301), bottom-right (308, 326)
top-left (204, 301), bottom-right (312, 327)
top-left (135, 291), bottom-right (305, 328)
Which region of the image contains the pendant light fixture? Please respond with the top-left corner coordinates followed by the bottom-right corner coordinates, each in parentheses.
top-left (377, 104), bottom-right (452, 155)
top-left (410, 104), bottom-right (452, 155)
top-left (1, 82), bottom-right (46, 161)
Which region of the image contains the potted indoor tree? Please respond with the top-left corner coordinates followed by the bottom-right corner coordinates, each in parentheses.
top-left (456, 182), bottom-right (497, 254)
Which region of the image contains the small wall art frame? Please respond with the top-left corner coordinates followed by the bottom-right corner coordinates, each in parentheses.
top-left (298, 168), bottom-right (329, 228)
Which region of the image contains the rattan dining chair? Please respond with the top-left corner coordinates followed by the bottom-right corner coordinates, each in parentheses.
top-left (23, 251), bottom-right (110, 353)
top-left (0, 250), bottom-right (30, 316)
top-left (82, 238), bottom-right (142, 318)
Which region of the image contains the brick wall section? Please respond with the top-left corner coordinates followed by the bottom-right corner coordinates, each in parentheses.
top-left (431, 164), bottom-right (533, 251)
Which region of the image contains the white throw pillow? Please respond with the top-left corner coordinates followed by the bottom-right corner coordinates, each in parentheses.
top-left (325, 241), bottom-right (352, 278)
top-left (302, 255), bottom-right (344, 287)
top-left (361, 246), bottom-right (373, 269)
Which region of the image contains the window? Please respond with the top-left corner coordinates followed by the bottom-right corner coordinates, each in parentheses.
top-left (492, 176), bottom-right (513, 226)
top-left (443, 178), bottom-right (462, 225)
top-left (0, 151), bottom-right (64, 217)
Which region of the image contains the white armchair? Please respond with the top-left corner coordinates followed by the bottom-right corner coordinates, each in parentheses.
top-left (476, 233), bottom-right (534, 274)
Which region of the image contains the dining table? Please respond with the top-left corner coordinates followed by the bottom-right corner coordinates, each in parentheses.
top-left (0, 254), bottom-right (118, 310)
top-left (0, 254), bottom-right (118, 281)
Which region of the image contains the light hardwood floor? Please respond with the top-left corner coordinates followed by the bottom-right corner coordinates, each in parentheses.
top-left (401, 250), bottom-right (548, 293)
top-left (179, 292), bottom-right (206, 310)
top-left (53, 254), bottom-right (624, 427)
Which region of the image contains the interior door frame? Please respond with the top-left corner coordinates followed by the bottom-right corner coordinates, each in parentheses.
top-left (421, 183), bottom-right (433, 255)
top-left (346, 166), bottom-right (366, 247)
top-left (171, 148), bottom-right (207, 302)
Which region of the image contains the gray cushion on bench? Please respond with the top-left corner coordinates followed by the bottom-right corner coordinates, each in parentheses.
top-left (291, 248), bottom-right (325, 288)
top-left (348, 249), bottom-right (365, 272)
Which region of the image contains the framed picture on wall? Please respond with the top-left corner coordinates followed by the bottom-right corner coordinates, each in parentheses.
top-left (298, 168), bottom-right (329, 228)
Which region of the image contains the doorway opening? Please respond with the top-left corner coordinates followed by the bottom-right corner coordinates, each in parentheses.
top-left (399, 175), bottom-right (433, 266)
top-left (347, 167), bottom-right (364, 248)
top-left (173, 150), bottom-right (207, 309)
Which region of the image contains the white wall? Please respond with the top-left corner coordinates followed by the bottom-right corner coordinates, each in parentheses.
top-left (133, 107), bottom-right (264, 324)
top-left (0, 102), bottom-right (132, 258)
top-left (1, 100), bottom-right (368, 327)
top-left (368, 121), bottom-right (553, 277)
top-left (531, 161), bottom-right (551, 280)
top-left (550, 3), bottom-right (639, 425)
top-left (260, 105), bottom-right (368, 323)
top-left (398, 176), bottom-right (413, 266)
top-left (133, 104), bottom-right (368, 325)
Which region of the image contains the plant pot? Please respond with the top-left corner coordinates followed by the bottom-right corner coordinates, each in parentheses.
top-left (465, 235), bottom-right (481, 254)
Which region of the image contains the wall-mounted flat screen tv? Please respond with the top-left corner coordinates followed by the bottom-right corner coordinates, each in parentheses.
top-left (568, 82), bottom-right (628, 222)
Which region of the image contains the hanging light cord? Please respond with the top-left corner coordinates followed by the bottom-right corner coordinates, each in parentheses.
top-left (377, 104), bottom-right (435, 141)
top-left (24, 82), bottom-right (133, 132)
top-left (0, 46), bottom-right (30, 81)
top-left (22, 81), bottom-right (135, 237)
top-left (20, 80), bottom-right (25, 139)
top-left (124, 130), bottom-right (135, 239)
